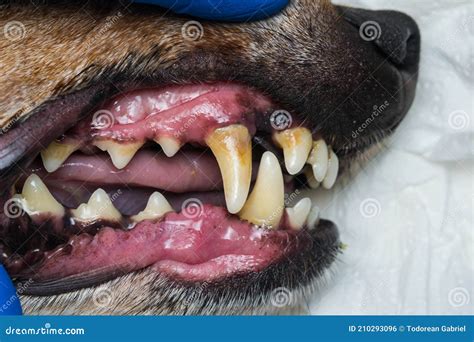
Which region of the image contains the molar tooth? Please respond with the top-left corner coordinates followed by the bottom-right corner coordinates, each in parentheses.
top-left (155, 136), bottom-right (181, 157)
top-left (94, 140), bottom-right (143, 169)
top-left (307, 205), bottom-right (321, 230)
top-left (71, 188), bottom-right (121, 222)
top-left (131, 192), bottom-right (174, 222)
top-left (238, 152), bottom-right (284, 229)
top-left (307, 139), bottom-right (328, 182)
top-left (285, 197), bottom-right (312, 230)
top-left (205, 124), bottom-right (252, 214)
top-left (273, 127), bottom-right (313, 175)
top-left (303, 166), bottom-right (320, 189)
top-left (21, 174), bottom-right (64, 216)
top-left (41, 140), bottom-right (79, 173)
top-left (322, 148), bottom-right (339, 189)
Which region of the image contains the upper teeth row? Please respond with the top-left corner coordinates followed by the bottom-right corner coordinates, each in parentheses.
top-left (12, 171), bottom-right (320, 231)
top-left (40, 125), bottom-right (339, 217)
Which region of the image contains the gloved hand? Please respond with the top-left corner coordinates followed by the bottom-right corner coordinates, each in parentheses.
top-left (134, 0), bottom-right (289, 21)
top-left (0, 265), bottom-right (22, 315)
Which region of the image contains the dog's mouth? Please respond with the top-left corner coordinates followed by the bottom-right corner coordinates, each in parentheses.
top-left (1, 82), bottom-right (342, 295)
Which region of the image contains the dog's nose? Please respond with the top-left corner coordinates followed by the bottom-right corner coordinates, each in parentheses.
top-left (337, 7), bottom-right (421, 70)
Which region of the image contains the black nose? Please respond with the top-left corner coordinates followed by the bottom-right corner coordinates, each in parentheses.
top-left (337, 6), bottom-right (421, 70)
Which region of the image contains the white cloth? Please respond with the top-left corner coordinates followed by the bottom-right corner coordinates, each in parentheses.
top-left (308, 0), bottom-right (473, 315)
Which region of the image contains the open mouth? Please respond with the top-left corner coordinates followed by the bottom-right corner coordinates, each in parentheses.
top-left (1, 82), bottom-right (341, 295)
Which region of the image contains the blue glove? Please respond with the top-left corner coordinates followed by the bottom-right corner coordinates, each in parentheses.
top-left (0, 265), bottom-right (22, 315)
top-left (134, 0), bottom-right (289, 21)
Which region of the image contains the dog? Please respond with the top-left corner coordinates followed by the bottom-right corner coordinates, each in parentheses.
top-left (0, 0), bottom-right (420, 315)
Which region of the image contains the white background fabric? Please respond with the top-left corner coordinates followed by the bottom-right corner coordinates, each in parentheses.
top-left (307, 0), bottom-right (473, 315)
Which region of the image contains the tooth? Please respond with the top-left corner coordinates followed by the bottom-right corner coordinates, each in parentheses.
top-left (71, 188), bottom-right (121, 222)
top-left (21, 174), bottom-right (64, 216)
top-left (273, 127), bottom-right (313, 175)
top-left (205, 125), bottom-right (252, 214)
top-left (285, 197), bottom-right (312, 230)
top-left (307, 205), bottom-right (320, 230)
top-left (303, 166), bottom-right (320, 189)
top-left (322, 148), bottom-right (339, 189)
top-left (239, 152), bottom-right (284, 228)
top-left (155, 136), bottom-right (181, 157)
top-left (131, 192), bottom-right (174, 222)
top-left (94, 140), bottom-right (143, 169)
top-left (41, 140), bottom-right (79, 173)
top-left (307, 139), bottom-right (328, 182)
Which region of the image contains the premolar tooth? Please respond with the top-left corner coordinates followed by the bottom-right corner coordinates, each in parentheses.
top-left (322, 148), bottom-right (339, 189)
top-left (285, 197), bottom-right (312, 230)
top-left (307, 205), bottom-right (320, 230)
top-left (307, 139), bottom-right (328, 182)
top-left (41, 140), bottom-right (79, 173)
top-left (304, 166), bottom-right (320, 189)
top-left (205, 125), bottom-right (252, 214)
top-left (155, 136), bottom-right (181, 157)
top-left (21, 174), bottom-right (64, 216)
top-left (131, 192), bottom-right (174, 222)
top-left (238, 152), bottom-right (284, 228)
top-left (71, 188), bottom-right (121, 222)
top-left (273, 127), bottom-right (313, 175)
top-left (94, 140), bottom-right (143, 169)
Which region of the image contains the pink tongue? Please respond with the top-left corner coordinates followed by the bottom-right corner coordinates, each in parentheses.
top-left (32, 205), bottom-right (297, 282)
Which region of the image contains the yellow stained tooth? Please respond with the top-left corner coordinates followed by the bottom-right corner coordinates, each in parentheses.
top-left (322, 148), bottom-right (339, 189)
top-left (131, 192), bottom-right (174, 222)
top-left (41, 140), bottom-right (79, 173)
top-left (238, 152), bottom-right (284, 229)
top-left (21, 174), bottom-right (64, 216)
top-left (205, 124), bottom-right (252, 214)
top-left (307, 139), bottom-right (328, 182)
top-left (273, 127), bottom-right (313, 175)
top-left (155, 136), bottom-right (182, 157)
top-left (71, 188), bottom-right (121, 222)
top-left (94, 140), bottom-right (143, 169)
top-left (285, 197), bottom-right (312, 230)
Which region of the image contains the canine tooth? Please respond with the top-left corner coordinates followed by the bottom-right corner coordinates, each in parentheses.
top-left (155, 136), bottom-right (181, 157)
top-left (41, 140), bottom-right (79, 173)
top-left (307, 205), bottom-right (321, 229)
top-left (322, 148), bottom-right (339, 189)
top-left (307, 139), bottom-right (328, 182)
top-left (205, 125), bottom-right (252, 214)
top-left (21, 174), bottom-right (64, 216)
top-left (303, 166), bottom-right (320, 189)
top-left (286, 197), bottom-right (312, 230)
top-left (131, 192), bottom-right (174, 222)
top-left (94, 140), bottom-right (143, 169)
top-left (273, 127), bottom-right (312, 175)
top-left (71, 188), bottom-right (121, 222)
top-left (239, 152), bottom-right (284, 228)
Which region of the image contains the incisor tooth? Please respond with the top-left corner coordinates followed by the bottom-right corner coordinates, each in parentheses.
top-left (131, 192), bottom-right (174, 222)
top-left (322, 148), bottom-right (339, 189)
top-left (285, 197), bottom-right (312, 230)
top-left (273, 127), bottom-right (313, 175)
top-left (155, 136), bottom-right (181, 157)
top-left (71, 188), bottom-right (121, 222)
top-left (41, 140), bottom-right (79, 173)
top-left (21, 174), bottom-right (64, 216)
top-left (307, 205), bottom-right (320, 230)
top-left (94, 140), bottom-right (143, 169)
top-left (307, 139), bottom-right (328, 182)
top-left (205, 124), bottom-right (252, 214)
top-left (238, 152), bottom-right (284, 228)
